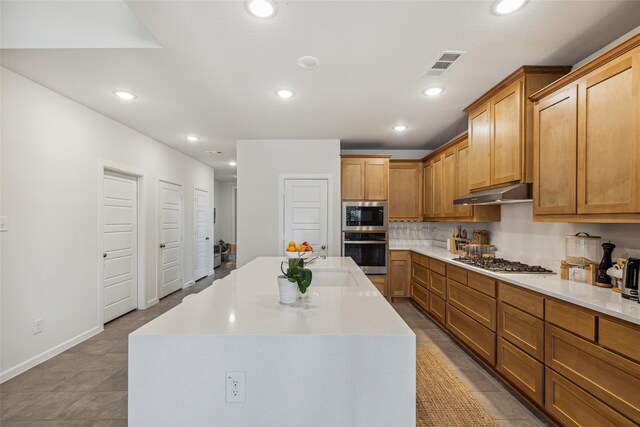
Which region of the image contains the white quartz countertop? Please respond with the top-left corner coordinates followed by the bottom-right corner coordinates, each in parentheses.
top-left (390, 243), bottom-right (640, 326)
top-left (132, 257), bottom-right (413, 336)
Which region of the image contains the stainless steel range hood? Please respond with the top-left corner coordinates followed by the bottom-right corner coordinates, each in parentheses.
top-left (454, 183), bottom-right (532, 205)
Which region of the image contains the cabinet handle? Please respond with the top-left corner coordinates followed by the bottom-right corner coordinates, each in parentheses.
top-left (160, 243), bottom-right (166, 248)
top-left (103, 253), bottom-right (107, 258)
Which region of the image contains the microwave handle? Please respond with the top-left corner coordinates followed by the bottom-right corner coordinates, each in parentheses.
top-left (343, 241), bottom-right (387, 244)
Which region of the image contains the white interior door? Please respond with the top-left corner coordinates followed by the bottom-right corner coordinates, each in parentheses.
top-left (194, 188), bottom-right (211, 280)
top-left (103, 171), bottom-right (138, 323)
top-left (283, 179), bottom-right (328, 255)
top-left (158, 180), bottom-right (183, 298)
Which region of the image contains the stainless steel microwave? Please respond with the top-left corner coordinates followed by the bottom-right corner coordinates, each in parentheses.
top-left (342, 201), bottom-right (388, 231)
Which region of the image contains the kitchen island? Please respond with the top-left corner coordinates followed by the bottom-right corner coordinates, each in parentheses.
top-left (129, 257), bottom-right (415, 427)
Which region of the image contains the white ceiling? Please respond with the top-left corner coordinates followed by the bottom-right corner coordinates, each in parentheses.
top-left (2, 1), bottom-right (640, 181)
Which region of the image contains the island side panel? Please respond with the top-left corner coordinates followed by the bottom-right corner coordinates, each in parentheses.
top-left (129, 334), bottom-right (415, 426)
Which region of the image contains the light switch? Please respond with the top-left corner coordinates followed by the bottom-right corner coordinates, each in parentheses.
top-left (0, 216), bottom-right (7, 232)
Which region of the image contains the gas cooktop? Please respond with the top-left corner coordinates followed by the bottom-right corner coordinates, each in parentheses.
top-left (452, 257), bottom-right (554, 274)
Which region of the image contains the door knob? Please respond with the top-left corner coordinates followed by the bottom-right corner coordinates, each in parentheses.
top-left (160, 243), bottom-right (166, 248)
top-left (103, 253), bottom-right (107, 258)
top-left (321, 245), bottom-right (327, 250)
top-left (205, 237), bottom-right (210, 240)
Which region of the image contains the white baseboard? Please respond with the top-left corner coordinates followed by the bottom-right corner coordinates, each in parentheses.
top-left (0, 325), bottom-right (103, 384)
top-left (207, 270), bottom-right (215, 277)
top-left (183, 280), bottom-right (195, 289)
top-left (145, 298), bottom-right (159, 308)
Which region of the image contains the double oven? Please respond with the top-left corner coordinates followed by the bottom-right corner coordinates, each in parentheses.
top-left (342, 201), bottom-right (388, 274)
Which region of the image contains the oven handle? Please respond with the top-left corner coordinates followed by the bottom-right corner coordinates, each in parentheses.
top-left (343, 241), bottom-right (387, 244)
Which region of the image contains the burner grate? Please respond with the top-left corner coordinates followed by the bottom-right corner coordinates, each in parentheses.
top-left (452, 257), bottom-right (554, 274)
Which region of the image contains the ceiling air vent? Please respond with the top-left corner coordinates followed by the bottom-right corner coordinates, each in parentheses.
top-left (425, 51), bottom-right (466, 77)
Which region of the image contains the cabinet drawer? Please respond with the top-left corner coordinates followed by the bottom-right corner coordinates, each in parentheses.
top-left (499, 282), bottom-right (543, 318)
top-left (447, 264), bottom-right (468, 285)
top-left (411, 253), bottom-right (420, 265)
top-left (412, 263), bottom-right (430, 288)
top-left (546, 324), bottom-right (640, 424)
top-left (498, 302), bottom-right (544, 361)
top-left (430, 258), bottom-right (446, 276)
top-left (419, 255), bottom-right (430, 268)
top-left (390, 250), bottom-right (409, 261)
top-left (429, 271), bottom-right (446, 300)
top-left (546, 299), bottom-right (596, 341)
top-left (447, 304), bottom-right (496, 365)
top-left (497, 338), bottom-right (544, 405)
top-left (411, 280), bottom-right (429, 312)
top-left (429, 295), bottom-right (446, 325)
top-left (545, 368), bottom-right (636, 427)
top-left (448, 279), bottom-right (497, 331)
top-left (468, 272), bottom-right (497, 298)
top-left (599, 318), bottom-right (640, 364)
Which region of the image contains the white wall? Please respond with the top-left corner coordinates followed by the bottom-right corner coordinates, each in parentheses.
top-left (214, 179), bottom-right (236, 244)
top-left (0, 68), bottom-right (215, 381)
top-left (435, 203), bottom-right (640, 271)
top-left (236, 139), bottom-right (341, 266)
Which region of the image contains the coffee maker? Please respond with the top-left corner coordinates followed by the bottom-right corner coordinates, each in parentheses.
top-left (622, 258), bottom-right (639, 302)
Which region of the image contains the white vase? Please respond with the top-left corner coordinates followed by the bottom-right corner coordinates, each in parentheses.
top-left (278, 276), bottom-right (298, 304)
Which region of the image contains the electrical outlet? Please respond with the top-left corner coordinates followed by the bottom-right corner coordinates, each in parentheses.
top-left (0, 216), bottom-right (8, 232)
top-left (226, 371), bottom-right (245, 403)
top-left (33, 319), bottom-right (43, 335)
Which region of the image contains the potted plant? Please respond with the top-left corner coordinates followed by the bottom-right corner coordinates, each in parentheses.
top-left (278, 258), bottom-right (313, 304)
top-left (218, 239), bottom-right (230, 261)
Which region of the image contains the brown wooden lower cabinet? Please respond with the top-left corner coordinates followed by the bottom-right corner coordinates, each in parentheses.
top-left (429, 294), bottom-right (446, 325)
top-left (498, 302), bottom-right (544, 361)
top-left (546, 324), bottom-right (640, 424)
top-left (412, 262), bottom-right (430, 288)
top-left (446, 304), bottom-right (496, 365)
top-left (545, 368), bottom-right (636, 427)
top-left (389, 251), bottom-right (410, 297)
top-left (411, 280), bottom-right (429, 312)
top-left (429, 271), bottom-right (447, 300)
top-left (447, 279), bottom-right (497, 331)
top-left (497, 338), bottom-right (544, 405)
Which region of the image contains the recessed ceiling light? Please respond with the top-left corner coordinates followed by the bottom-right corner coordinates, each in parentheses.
top-left (228, 161), bottom-right (237, 166)
top-left (186, 135), bottom-right (199, 142)
top-left (245, 0), bottom-right (277, 18)
top-left (492, 0), bottom-right (528, 15)
top-left (423, 87), bottom-right (444, 97)
top-left (113, 91), bottom-right (136, 100)
top-left (275, 89), bottom-right (294, 99)
top-left (205, 150), bottom-right (222, 154)
top-left (393, 125), bottom-right (408, 132)
top-left (297, 56), bottom-right (320, 70)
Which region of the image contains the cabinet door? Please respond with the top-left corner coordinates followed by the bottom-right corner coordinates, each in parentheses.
top-left (389, 251), bottom-right (410, 297)
top-left (432, 155), bottom-right (443, 217)
top-left (443, 149), bottom-right (457, 217)
top-left (422, 161), bottom-right (433, 218)
top-left (341, 159), bottom-right (365, 200)
top-left (389, 162), bottom-right (421, 220)
top-left (468, 103), bottom-right (492, 190)
top-left (455, 141), bottom-right (474, 217)
top-left (578, 55), bottom-right (640, 214)
top-left (364, 158), bottom-right (389, 201)
top-left (533, 86), bottom-right (578, 215)
top-left (491, 80), bottom-right (523, 186)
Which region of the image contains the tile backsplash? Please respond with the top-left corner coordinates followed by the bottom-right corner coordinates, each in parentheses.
top-left (391, 203), bottom-right (640, 271)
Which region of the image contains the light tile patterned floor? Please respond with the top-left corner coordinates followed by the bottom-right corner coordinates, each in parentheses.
top-left (1, 272), bottom-right (550, 426)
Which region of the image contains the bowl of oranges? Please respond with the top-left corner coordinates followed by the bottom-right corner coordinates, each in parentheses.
top-left (285, 241), bottom-right (313, 258)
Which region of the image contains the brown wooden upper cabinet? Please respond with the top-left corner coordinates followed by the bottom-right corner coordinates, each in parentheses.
top-left (531, 34), bottom-right (640, 222)
top-left (464, 66), bottom-right (572, 192)
top-left (341, 156), bottom-right (390, 200)
top-left (422, 133), bottom-right (500, 222)
top-left (389, 161), bottom-right (422, 220)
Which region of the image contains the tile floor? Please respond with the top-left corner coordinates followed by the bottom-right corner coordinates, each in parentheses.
top-left (1, 271), bottom-right (548, 426)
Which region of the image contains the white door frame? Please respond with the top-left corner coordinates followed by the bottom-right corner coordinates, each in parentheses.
top-left (193, 185), bottom-right (213, 279)
top-left (278, 174), bottom-right (334, 257)
top-left (157, 177), bottom-right (186, 296)
top-left (98, 161), bottom-right (147, 327)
